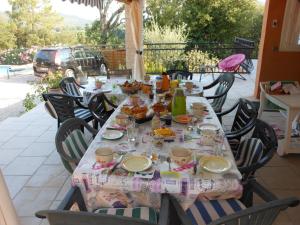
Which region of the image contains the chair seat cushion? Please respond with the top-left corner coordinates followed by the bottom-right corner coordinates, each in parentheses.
top-left (61, 129), bottom-right (88, 172)
top-left (74, 108), bottom-right (92, 120)
top-left (66, 82), bottom-right (82, 97)
top-left (235, 138), bottom-right (264, 168)
top-left (94, 207), bottom-right (157, 224)
top-left (186, 199), bottom-right (245, 225)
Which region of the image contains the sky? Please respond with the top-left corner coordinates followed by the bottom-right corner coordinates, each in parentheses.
top-left (1, 0), bottom-right (266, 21)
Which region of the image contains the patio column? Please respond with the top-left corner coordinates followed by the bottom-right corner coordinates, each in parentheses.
top-left (125, 0), bottom-right (145, 80)
top-left (0, 169), bottom-right (19, 225)
top-left (125, 5), bottom-right (134, 72)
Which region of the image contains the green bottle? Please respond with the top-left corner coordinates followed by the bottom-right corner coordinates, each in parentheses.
top-left (172, 88), bottom-right (186, 116)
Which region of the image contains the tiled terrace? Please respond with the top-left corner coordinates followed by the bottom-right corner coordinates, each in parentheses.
top-left (0, 68), bottom-right (299, 225)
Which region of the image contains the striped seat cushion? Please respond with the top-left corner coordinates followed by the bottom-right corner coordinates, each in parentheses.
top-left (186, 199), bottom-right (245, 225)
top-left (74, 108), bottom-right (92, 120)
top-left (94, 207), bottom-right (157, 224)
top-left (235, 138), bottom-right (264, 168)
top-left (61, 129), bottom-right (88, 172)
top-left (66, 83), bottom-right (82, 97)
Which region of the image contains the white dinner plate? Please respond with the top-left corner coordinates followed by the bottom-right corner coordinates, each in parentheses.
top-left (122, 155), bottom-right (152, 172)
top-left (101, 130), bottom-right (124, 140)
top-left (199, 156), bottom-right (231, 173)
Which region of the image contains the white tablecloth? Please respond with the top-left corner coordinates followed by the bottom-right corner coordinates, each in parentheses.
top-left (72, 96), bottom-right (242, 211)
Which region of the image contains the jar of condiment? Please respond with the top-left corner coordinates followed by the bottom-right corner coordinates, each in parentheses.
top-left (156, 77), bottom-right (162, 93)
top-left (161, 72), bottom-right (170, 92)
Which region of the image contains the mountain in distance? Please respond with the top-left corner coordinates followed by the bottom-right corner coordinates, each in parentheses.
top-left (0, 11), bottom-right (9, 21)
top-left (0, 11), bottom-right (94, 27)
top-left (60, 13), bottom-right (94, 27)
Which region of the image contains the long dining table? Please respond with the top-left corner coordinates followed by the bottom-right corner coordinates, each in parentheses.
top-left (72, 94), bottom-right (243, 212)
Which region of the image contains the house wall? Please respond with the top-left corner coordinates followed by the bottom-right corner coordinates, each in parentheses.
top-left (254, 0), bottom-right (300, 97)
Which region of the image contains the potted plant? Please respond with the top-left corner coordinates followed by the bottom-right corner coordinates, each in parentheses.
top-left (43, 71), bottom-right (63, 94)
top-left (95, 78), bottom-right (103, 89)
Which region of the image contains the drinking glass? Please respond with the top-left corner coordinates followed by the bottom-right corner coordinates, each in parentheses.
top-left (177, 74), bottom-right (183, 84)
top-left (214, 131), bottom-right (225, 156)
top-left (127, 127), bottom-right (138, 150)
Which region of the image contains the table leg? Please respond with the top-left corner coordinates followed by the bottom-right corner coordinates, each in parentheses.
top-left (277, 108), bottom-right (298, 156)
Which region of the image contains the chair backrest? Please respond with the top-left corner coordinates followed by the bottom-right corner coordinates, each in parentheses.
top-left (209, 197), bottom-right (299, 225)
top-left (60, 77), bottom-right (82, 97)
top-left (36, 210), bottom-right (157, 225)
top-left (236, 119), bottom-right (277, 180)
top-left (43, 93), bottom-right (75, 124)
top-left (211, 73), bottom-right (235, 112)
top-left (55, 118), bottom-right (90, 173)
top-left (166, 70), bottom-right (193, 80)
top-left (88, 93), bottom-right (112, 126)
top-left (231, 99), bottom-right (257, 133)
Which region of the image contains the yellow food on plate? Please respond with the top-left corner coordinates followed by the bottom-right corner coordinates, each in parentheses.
top-left (154, 127), bottom-right (175, 137)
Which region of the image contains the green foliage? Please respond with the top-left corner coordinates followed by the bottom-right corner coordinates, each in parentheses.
top-left (144, 22), bottom-right (187, 43)
top-left (23, 93), bottom-right (37, 112)
top-left (144, 23), bottom-right (188, 73)
top-left (183, 50), bottom-right (219, 72)
top-left (145, 0), bottom-right (264, 45)
top-left (0, 47), bottom-right (37, 65)
top-left (84, 21), bottom-right (125, 46)
top-left (145, 0), bottom-right (183, 28)
top-left (42, 71), bottom-right (63, 90)
top-left (0, 20), bottom-right (16, 50)
top-left (7, 0), bottom-right (63, 48)
top-left (54, 27), bottom-right (84, 46)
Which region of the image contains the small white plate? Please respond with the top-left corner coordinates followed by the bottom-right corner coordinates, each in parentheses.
top-left (197, 123), bottom-right (219, 132)
top-left (102, 130), bottom-right (124, 140)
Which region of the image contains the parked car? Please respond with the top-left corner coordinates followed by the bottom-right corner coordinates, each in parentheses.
top-left (33, 46), bottom-right (108, 78)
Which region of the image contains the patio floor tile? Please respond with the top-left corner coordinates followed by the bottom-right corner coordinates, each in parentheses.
top-left (0, 130), bottom-right (17, 143)
top-left (17, 126), bottom-right (50, 137)
top-left (3, 157), bottom-right (46, 175)
top-left (19, 216), bottom-right (42, 225)
top-left (0, 149), bottom-right (24, 164)
top-left (13, 187), bottom-right (60, 217)
top-left (35, 131), bottom-right (57, 143)
top-left (2, 136), bottom-right (37, 149)
top-left (4, 175), bottom-right (30, 198)
top-left (21, 142), bottom-right (55, 157)
top-left (25, 165), bottom-right (69, 188)
top-left (44, 151), bottom-right (62, 165)
top-left (55, 178), bottom-right (71, 201)
top-left (257, 166), bottom-right (300, 190)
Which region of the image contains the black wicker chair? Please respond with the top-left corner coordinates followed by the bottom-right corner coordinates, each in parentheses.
top-left (55, 118), bottom-right (98, 173)
top-left (203, 73), bottom-right (235, 113)
top-left (42, 93), bottom-right (94, 128)
top-left (217, 98), bottom-right (258, 152)
top-left (167, 179), bottom-right (299, 225)
top-left (166, 70), bottom-right (193, 80)
top-left (88, 92), bottom-right (117, 129)
top-left (36, 186), bottom-right (171, 225)
top-left (59, 77), bottom-right (87, 108)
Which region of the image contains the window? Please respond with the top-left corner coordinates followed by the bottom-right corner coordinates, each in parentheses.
top-left (74, 50), bottom-right (84, 59)
top-left (280, 0), bottom-right (300, 51)
top-left (60, 49), bottom-right (71, 62)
